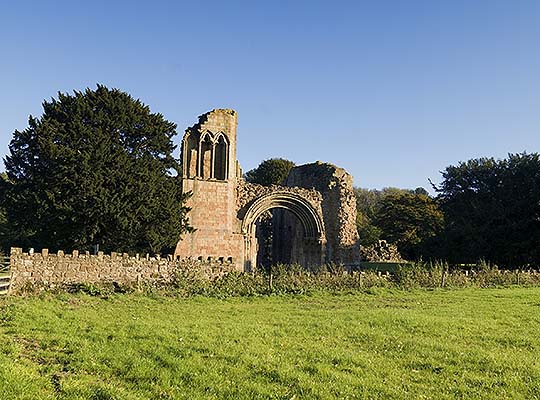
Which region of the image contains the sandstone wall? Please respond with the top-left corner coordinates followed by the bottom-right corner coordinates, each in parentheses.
top-left (176, 109), bottom-right (360, 270)
top-left (236, 180), bottom-right (326, 268)
top-left (194, 109), bottom-right (238, 180)
top-left (175, 109), bottom-right (244, 269)
top-left (360, 240), bottom-right (406, 262)
top-left (286, 162), bottom-right (360, 264)
top-left (175, 179), bottom-right (244, 270)
top-left (9, 247), bottom-right (236, 294)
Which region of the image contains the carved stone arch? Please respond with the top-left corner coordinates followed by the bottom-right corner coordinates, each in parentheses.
top-left (241, 192), bottom-right (324, 239)
top-left (241, 191), bottom-right (326, 270)
top-left (214, 131), bottom-right (228, 143)
top-left (199, 130), bottom-right (214, 143)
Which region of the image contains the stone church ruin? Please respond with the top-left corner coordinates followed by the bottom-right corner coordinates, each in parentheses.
top-left (174, 109), bottom-right (360, 270)
top-left (5, 108), bottom-right (362, 294)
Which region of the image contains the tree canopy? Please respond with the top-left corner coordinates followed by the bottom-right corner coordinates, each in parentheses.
top-left (244, 158), bottom-right (295, 186)
top-left (0, 85), bottom-right (191, 254)
top-left (374, 191), bottom-right (444, 260)
top-left (354, 187), bottom-right (443, 258)
top-left (435, 152), bottom-right (540, 266)
top-left (354, 187), bottom-right (385, 246)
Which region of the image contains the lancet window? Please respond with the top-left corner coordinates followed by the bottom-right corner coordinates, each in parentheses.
top-left (182, 130), bottom-right (229, 181)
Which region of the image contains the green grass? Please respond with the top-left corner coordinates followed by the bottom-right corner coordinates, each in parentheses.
top-left (1, 287), bottom-right (540, 399)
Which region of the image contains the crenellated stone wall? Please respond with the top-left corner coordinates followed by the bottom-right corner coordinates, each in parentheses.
top-left (8, 247), bottom-right (235, 294)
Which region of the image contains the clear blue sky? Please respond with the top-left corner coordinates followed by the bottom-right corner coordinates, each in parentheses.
top-left (1, 0), bottom-right (539, 191)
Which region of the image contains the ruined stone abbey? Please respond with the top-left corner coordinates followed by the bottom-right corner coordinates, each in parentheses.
top-left (174, 109), bottom-right (360, 270)
top-left (5, 109), bottom-right (363, 294)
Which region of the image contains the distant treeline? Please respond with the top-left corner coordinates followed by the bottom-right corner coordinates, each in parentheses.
top-left (356, 152), bottom-right (540, 268)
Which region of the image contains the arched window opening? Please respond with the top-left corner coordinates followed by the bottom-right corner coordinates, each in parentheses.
top-left (183, 133), bottom-right (198, 178)
top-left (200, 135), bottom-right (213, 179)
top-left (214, 135), bottom-right (228, 180)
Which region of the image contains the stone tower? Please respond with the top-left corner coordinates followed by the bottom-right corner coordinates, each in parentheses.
top-left (174, 109), bottom-right (245, 269)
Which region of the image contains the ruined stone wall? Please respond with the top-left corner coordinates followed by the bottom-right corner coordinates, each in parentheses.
top-left (285, 162), bottom-right (360, 264)
top-left (9, 248), bottom-right (236, 294)
top-left (175, 109), bottom-right (360, 270)
top-left (360, 240), bottom-right (405, 263)
top-left (236, 180), bottom-right (326, 268)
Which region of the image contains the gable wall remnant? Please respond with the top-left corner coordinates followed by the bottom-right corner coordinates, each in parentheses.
top-left (285, 162), bottom-right (361, 264)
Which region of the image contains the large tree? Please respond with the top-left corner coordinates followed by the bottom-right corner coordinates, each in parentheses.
top-left (354, 187), bottom-right (443, 258)
top-left (354, 187), bottom-right (384, 246)
top-left (1, 85), bottom-right (191, 254)
top-left (373, 191), bottom-right (444, 259)
top-left (0, 173), bottom-right (13, 252)
top-left (244, 158), bottom-right (295, 186)
top-left (436, 152), bottom-right (540, 266)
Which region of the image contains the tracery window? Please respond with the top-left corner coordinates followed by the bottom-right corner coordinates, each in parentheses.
top-left (182, 131), bottom-right (229, 180)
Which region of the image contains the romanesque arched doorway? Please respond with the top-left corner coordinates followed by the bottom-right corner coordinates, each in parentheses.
top-left (240, 192), bottom-right (326, 271)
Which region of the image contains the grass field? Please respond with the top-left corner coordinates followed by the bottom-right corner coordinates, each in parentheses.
top-left (1, 287), bottom-right (539, 399)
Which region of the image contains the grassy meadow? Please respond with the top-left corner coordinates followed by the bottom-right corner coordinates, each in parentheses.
top-left (1, 287), bottom-right (539, 399)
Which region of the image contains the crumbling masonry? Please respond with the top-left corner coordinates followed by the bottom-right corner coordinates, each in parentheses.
top-left (174, 109), bottom-right (360, 270)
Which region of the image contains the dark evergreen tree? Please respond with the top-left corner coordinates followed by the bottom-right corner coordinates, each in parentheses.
top-left (436, 152), bottom-right (540, 266)
top-left (0, 177), bottom-right (8, 255)
top-left (244, 158), bottom-right (296, 186)
top-left (1, 85), bottom-right (191, 254)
